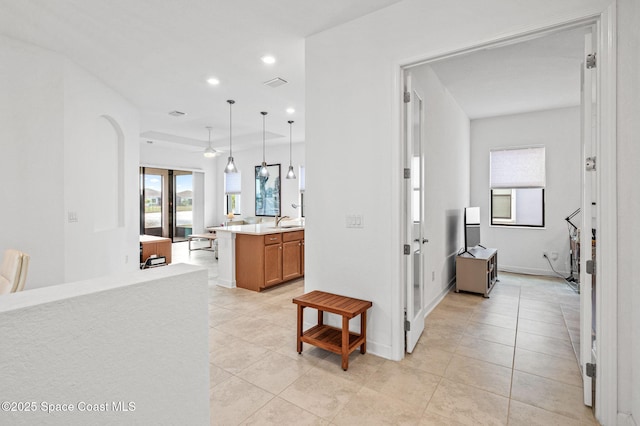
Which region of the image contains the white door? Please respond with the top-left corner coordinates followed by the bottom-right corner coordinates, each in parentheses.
top-left (580, 29), bottom-right (597, 407)
top-left (404, 72), bottom-right (427, 353)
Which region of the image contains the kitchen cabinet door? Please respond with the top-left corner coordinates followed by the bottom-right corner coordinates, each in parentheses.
top-left (264, 243), bottom-right (283, 287)
top-left (282, 240), bottom-right (302, 281)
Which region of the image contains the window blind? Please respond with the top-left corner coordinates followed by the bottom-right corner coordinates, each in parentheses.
top-left (224, 172), bottom-right (241, 194)
top-left (490, 146), bottom-right (545, 188)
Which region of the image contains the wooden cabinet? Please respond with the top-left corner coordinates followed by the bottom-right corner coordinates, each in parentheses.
top-left (282, 241), bottom-right (301, 281)
top-left (139, 235), bottom-right (172, 265)
top-left (236, 230), bottom-right (304, 291)
top-left (264, 243), bottom-right (283, 286)
top-left (455, 247), bottom-right (498, 297)
top-left (282, 231), bottom-right (303, 281)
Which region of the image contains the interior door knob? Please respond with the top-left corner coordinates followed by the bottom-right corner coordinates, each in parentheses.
top-left (422, 238), bottom-right (428, 244)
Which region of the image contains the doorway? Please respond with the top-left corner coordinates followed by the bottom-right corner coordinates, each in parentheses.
top-left (140, 167), bottom-right (195, 242)
top-left (398, 11), bottom-right (617, 422)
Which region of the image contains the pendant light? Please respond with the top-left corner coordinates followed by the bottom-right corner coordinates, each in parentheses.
top-left (224, 100), bottom-right (238, 173)
top-left (258, 111), bottom-right (269, 178)
top-left (286, 120), bottom-right (296, 179)
top-left (203, 126), bottom-right (220, 158)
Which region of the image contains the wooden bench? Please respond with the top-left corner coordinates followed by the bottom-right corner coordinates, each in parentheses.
top-left (292, 290), bottom-right (372, 371)
top-left (188, 233), bottom-right (217, 252)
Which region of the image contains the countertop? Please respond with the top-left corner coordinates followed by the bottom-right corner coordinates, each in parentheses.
top-left (213, 223), bottom-right (304, 236)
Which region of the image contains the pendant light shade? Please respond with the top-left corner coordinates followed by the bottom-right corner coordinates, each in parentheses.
top-left (225, 100), bottom-right (238, 173)
top-left (258, 111), bottom-right (269, 178)
top-left (286, 120), bottom-right (296, 179)
top-left (204, 126), bottom-right (220, 158)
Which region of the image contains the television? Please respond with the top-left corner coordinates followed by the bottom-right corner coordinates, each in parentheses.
top-left (464, 207), bottom-right (481, 250)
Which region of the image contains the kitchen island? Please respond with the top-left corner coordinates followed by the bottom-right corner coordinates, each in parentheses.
top-left (214, 223), bottom-right (304, 291)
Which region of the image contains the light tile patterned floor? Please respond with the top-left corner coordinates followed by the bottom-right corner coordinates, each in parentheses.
top-left (172, 242), bottom-right (597, 425)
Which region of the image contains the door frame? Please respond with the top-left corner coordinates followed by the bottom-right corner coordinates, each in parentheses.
top-left (403, 71), bottom-right (427, 353)
top-left (394, 4), bottom-right (617, 424)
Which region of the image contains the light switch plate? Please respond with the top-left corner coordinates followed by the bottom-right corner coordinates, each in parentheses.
top-left (346, 214), bottom-right (364, 228)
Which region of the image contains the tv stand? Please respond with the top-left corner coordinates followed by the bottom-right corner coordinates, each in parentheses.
top-left (456, 247), bottom-right (498, 297)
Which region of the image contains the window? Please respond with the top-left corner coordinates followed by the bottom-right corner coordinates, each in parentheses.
top-left (490, 147), bottom-right (545, 227)
top-left (226, 194), bottom-right (241, 215)
top-left (224, 172), bottom-right (241, 215)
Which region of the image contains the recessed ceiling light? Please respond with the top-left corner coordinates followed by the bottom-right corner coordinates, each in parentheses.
top-left (286, 108), bottom-right (295, 114)
top-left (207, 77), bottom-right (220, 85)
top-left (261, 55), bottom-right (276, 65)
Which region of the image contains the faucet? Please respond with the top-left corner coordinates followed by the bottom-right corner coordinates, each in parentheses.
top-left (275, 215), bottom-right (290, 227)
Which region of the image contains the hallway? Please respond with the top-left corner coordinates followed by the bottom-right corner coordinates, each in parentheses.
top-left (203, 266), bottom-right (596, 425)
top-left (171, 236), bottom-right (598, 426)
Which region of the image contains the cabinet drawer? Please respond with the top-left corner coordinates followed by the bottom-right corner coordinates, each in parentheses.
top-left (282, 230), bottom-right (304, 242)
top-left (264, 234), bottom-right (282, 245)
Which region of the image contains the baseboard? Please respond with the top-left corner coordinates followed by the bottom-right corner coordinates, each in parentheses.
top-left (216, 279), bottom-right (235, 288)
top-left (498, 265), bottom-right (569, 278)
top-left (361, 340), bottom-right (393, 360)
top-left (424, 277), bottom-right (456, 320)
top-left (618, 412), bottom-right (638, 426)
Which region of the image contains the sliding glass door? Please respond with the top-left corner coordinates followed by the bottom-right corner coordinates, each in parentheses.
top-left (173, 171), bottom-right (193, 242)
top-left (141, 168), bottom-right (165, 237)
top-left (140, 167), bottom-right (193, 242)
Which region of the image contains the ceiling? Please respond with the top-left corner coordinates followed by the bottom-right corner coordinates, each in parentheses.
top-left (0, 0), bottom-right (402, 152)
top-left (0, 1), bottom-right (587, 153)
top-left (428, 26), bottom-right (588, 120)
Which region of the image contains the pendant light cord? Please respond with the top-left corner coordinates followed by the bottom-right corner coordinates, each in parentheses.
top-left (261, 111), bottom-right (268, 162)
top-left (227, 100), bottom-right (234, 157)
top-left (288, 120), bottom-right (294, 165)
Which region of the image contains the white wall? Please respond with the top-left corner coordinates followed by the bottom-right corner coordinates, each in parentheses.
top-left (616, 0), bottom-right (640, 423)
top-left (470, 107), bottom-right (581, 276)
top-left (0, 35), bottom-right (66, 287)
top-left (212, 143), bottom-right (305, 226)
top-left (62, 61), bottom-right (140, 283)
top-left (306, 0), bottom-right (610, 361)
top-left (0, 35), bottom-right (140, 288)
top-left (0, 264), bottom-right (210, 425)
top-left (411, 65), bottom-right (470, 309)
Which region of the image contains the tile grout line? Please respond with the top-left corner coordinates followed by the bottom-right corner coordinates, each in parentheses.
top-left (559, 300), bottom-right (582, 369)
top-left (418, 375), bottom-right (444, 419)
top-left (506, 283), bottom-right (522, 425)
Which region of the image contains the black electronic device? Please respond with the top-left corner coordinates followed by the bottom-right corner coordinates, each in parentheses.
top-left (461, 207), bottom-right (484, 257)
top-left (142, 255), bottom-right (167, 269)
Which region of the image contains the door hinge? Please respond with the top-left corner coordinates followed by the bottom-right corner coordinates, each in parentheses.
top-left (586, 259), bottom-right (596, 275)
top-left (404, 91), bottom-right (411, 103)
top-left (404, 168), bottom-right (411, 179)
top-left (586, 362), bottom-right (596, 378)
top-left (586, 156), bottom-right (596, 171)
top-left (586, 53), bottom-right (597, 69)
top-left (404, 320), bottom-right (411, 331)
top-left (404, 244), bottom-right (411, 255)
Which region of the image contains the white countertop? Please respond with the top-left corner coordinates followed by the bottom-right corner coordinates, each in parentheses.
top-left (213, 223), bottom-right (304, 235)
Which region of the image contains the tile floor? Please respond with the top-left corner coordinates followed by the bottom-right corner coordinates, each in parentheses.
top-left (172, 242), bottom-right (597, 425)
